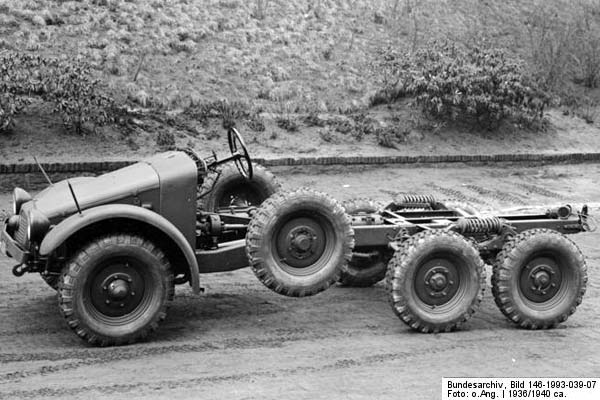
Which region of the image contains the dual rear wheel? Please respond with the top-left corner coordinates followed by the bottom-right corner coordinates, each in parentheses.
top-left (491, 229), bottom-right (587, 329)
top-left (386, 228), bottom-right (587, 332)
top-left (386, 230), bottom-right (486, 333)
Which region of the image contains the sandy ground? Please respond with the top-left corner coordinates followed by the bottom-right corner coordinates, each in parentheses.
top-left (1, 162), bottom-right (600, 399)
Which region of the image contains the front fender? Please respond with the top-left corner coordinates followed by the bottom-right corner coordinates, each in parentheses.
top-left (39, 204), bottom-right (200, 293)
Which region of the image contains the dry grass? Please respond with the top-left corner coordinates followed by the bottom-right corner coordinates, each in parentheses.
top-left (0, 0), bottom-right (569, 112)
top-left (1, 0), bottom-right (598, 108)
top-left (1, 0), bottom-right (600, 159)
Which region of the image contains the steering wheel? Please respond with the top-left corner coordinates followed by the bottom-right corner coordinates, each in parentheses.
top-left (227, 127), bottom-right (253, 179)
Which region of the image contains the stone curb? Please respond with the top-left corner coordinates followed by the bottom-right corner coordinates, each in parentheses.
top-left (1, 152), bottom-right (600, 174)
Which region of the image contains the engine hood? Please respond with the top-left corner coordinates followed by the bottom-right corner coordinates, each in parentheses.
top-left (29, 151), bottom-right (192, 220)
top-left (31, 163), bottom-right (158, 220)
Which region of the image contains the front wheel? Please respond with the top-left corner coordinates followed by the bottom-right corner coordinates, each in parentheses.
top-left (386, 230), bottom-right (485, 333)
top-left (58, 234), bottom-right (174, 346)
top-left (492, 229), bottom-right (587, 329)
top-left (246, 189), bottom-right (354, 297)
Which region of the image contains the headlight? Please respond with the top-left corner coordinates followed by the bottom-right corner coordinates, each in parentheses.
top-left (26, 209), bottom-right (50, 243)
top-left (12, 188), bottom-right (32, 215)
top-left (6, 215), bottom-right (19, 235)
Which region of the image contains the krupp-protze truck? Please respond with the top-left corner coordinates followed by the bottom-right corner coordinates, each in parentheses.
top-left (1, 128), bottom-right (592, 345)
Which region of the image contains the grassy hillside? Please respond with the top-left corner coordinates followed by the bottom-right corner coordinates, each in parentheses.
top-left (1, 0), bottom-right (599, 161)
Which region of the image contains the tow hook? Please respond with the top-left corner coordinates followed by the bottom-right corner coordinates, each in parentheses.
top-left (12, 264), bottom-right (29, 277)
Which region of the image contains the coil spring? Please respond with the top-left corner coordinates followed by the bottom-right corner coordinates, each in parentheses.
top-left (400, 194), bottom-right (436, 205)
top-left (455, 217), bottom-right (503, 234)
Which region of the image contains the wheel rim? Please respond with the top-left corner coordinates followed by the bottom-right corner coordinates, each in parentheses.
top-left (518, 253), bottom-right (568, 308)
top-left (273, 215), bottom-right (333, 275)
top-left (87, 257), bottom-right (155, 324)
top-left (415, 257), bottom-right (462, 307)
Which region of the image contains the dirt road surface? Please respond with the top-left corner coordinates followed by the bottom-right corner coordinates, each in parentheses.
top-left (1, 162), bottom-right (600, 399)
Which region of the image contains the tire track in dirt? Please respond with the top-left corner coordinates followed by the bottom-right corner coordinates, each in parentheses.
top-left (515, 183), bottom-right (564, 200)
top-left (0, 336), bottom-right (505, 399)
top-left (0, 326), bottom-right (402, 382)
top-left (0, 327), bottom-right (65, 337)
top-left (462, 184), bottom-right (527, 205)
top-left (425, 183), bottom-right (490, 206)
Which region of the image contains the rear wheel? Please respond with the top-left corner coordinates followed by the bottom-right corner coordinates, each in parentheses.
top-left (246, 189), bottom-right (354, 297)
top-left (197, 163), bottom-right (280, 212)
top-left (386, 230), bottom-right (485, 333)
top-left (58, 234), bottom-right (174, 346)
top-left (339, 199), bottom-right (390, 287)
top-left (492, 229), bottom-right (587, 329)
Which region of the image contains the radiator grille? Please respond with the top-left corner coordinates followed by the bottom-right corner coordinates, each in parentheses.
top-left (14, 210), bottom-right (29, 246)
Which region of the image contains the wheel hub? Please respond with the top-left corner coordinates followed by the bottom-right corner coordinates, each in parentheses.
top-left (533, 270), bottom-right (550, 288)
top-left (415, 259), bottom-right (460, 306)
top-left (107, 278), bottom-right (130, 300)
top-left (520, 257), bottom-right (562, 303)
top-left (429, 272), bottom-right (448, 291)
top-left (289, 228), bottom-right (317, 257)
top-left (275, 217), bottom-right (328, 270)
top-left (424, 267), bottom-right (454, 297)
top-left (90, 262), bottom-right (145, 317)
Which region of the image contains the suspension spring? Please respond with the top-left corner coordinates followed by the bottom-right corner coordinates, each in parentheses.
top-left (395, 194), bottom-right (437, 209)
top-left (400, 194), bottom-right (436, 204)
top-left (454, 217), bottom-right (504, 234)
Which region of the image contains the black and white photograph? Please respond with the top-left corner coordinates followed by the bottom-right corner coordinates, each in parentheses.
top-left (1, 1), bottom-right (599, 399)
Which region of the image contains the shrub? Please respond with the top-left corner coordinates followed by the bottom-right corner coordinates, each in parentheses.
top-left (46, 61), bottom-right (116, 134)
top-left (0, 51), bottom-right (40, 132)
top-left (275, 115), bottom-right (299, 132)
top-left (156, 130), bottom-right (175, 148)
top-left (184, 99), bottom-right (251, 129)
top-left (331, 117), bottom-right (353, 134)
top-left (303, 111), bottom-right (327, 127)
top-left (375, 126), bottom-right (401, 148)
top-left (376, 41), bottom-right (550, 129)
top-left (523, 2), bottom-right (600, 92)
top-left (369, 46), bottom-right (410, 105)
top-left (0, 93), bottom-right (28, 133)
top-left (570, 3), bottom-right (600, 89)
top-left (0, 51), bottom-right (117, 135)
top-left (351, 113), bottom-right (375, 141)
top-left (523, 6), bottom-right (574, 92)
top-left (246, 113), bottom-right (265, 132)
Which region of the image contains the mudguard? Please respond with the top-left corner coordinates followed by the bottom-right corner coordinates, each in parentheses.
top-left (39, 204), bottom-right (200, 293)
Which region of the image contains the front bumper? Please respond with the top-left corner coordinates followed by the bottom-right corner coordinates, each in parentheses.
top-left (1, 222), bottom-right (29, 264)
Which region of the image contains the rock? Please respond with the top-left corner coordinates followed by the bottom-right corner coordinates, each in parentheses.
top-left (32, 15), bottom-right (46, 26)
